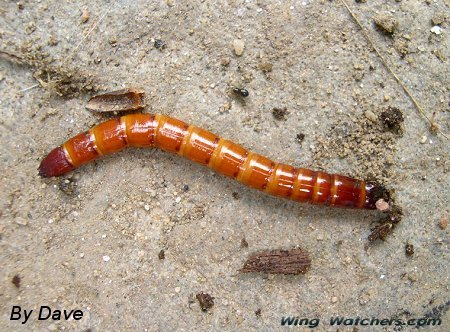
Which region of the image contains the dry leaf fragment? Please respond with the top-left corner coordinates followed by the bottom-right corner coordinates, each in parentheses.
top-left (239, 248), bottom-right (311, 275)
top-left (86, 88), bottom-right (145, 112)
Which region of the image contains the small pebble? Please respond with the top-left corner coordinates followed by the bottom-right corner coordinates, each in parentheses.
top-left (331, 297), bottom-right (338, 303)
top-left (438, 216), bottom-right (448, 230)
top-left (420, 135), bottom-right (427, 144)
top-left (364, 110), bottom-right (377, 123)
top-left (220, 57), bottom-right (230, 66)
top-left (15, 218), bottom-right (28, 226)
top-left (144, 204), bottom-right (150, 211)
top-left (430, 26), bottom-right (443, 35)
top-left (431, 13), bottom-right (445, 26)
top-left (259, 62), bottom-right (273, 73)
top-left (81, 8), bottom-right (90, 23)
top-left (25, 22), bottom-right (36, 34)
top-left (220, 102), bottom-right (231, 113)
top-left (408, 273), bottom-right (418, 283)
top-left (375, 199), bottom-right (390, 212)
top-left (233, 39), bottom-right (245, 56)
top-left (353, 71), bottom-right (364, 81)
top-left (103, 255), bottom-right (110, 262)
top-left (373, 13), bottom-right (399, 34)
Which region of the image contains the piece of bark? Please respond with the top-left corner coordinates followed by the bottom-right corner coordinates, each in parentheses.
top-left (239, 248), bottom-right (311, 275)
top-left (86, 88), bottom-right (145, 112)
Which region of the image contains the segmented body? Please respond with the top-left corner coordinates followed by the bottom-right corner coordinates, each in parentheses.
top-left (39, 113), bottom-right (385, 209)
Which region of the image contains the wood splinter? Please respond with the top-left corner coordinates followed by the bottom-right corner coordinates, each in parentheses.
top-left (86, 88), bottom-right (145, 112)
top-left (239, 248), bottom-right (311, 275)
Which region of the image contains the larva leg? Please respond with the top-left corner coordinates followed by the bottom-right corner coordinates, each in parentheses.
top-left (39, 113), bottom-right (389, 209)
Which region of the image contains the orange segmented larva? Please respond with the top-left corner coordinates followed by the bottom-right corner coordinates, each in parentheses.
top-left (39, 113), bottom-right (388, 209)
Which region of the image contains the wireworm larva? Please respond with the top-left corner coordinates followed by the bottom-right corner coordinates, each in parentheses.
top-left (39, 113), bottom-right (389, 209)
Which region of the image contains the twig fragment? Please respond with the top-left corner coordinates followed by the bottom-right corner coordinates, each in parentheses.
top-left (86, 88), bottom-right (145, 112)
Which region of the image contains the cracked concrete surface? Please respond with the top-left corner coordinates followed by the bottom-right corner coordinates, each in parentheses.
top-left (0, 0), bottom-right (448, 331)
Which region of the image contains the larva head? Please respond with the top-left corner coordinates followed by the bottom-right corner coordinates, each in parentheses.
top-left (39, 147), bottom-right (74, 178)
top-left (364, 182), bottom-right (390, 209)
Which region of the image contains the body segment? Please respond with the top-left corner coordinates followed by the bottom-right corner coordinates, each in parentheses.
top-left (39, 113), bottom-right (387, 209)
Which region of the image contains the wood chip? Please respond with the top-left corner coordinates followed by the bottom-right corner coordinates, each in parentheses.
top-left (239, 248), bottom-right (311, 275)
top-left (86, 88), bottom-right (145, 112)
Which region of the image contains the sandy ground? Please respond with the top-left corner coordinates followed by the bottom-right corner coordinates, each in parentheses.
top-left (0, 0), bottom-right (449, 331)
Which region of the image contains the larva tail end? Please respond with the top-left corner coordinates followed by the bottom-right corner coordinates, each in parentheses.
top-left (39, 147), bottom-right (74, 177)
top-left (364, 182), bottom-right (390, 209)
